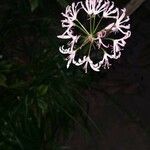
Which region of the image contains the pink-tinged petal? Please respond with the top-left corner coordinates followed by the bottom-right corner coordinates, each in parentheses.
top-left (119, 24), bottom-right (130, 29)
top-left (105, 23), bottom-right (115, 30)
top-left (103, 1), bottom-right (118, 18)
top-left (74, 56), bottom-right (86, 66)
top-left (118, 9), bottom-right (126, 22)
top-left (57, 35), bottom-right (71, 39)
top-left (113, 8), bottom-right (131, 35)
top-left (83, 59), bottom-right (89, 73)
top-left (59, 46), bottom-right (70, 54)
top-left (120, 16), bottom-right (130, 24)
top-left (83, 56), bottom-right (100, 73)
top-left (66, 50), bottom-right (76, 68)
top-left (89, 62), bottom-right (100, 72)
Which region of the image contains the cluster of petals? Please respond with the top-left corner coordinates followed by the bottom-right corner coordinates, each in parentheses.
top-left (57, 0), bottom-right (131, 73)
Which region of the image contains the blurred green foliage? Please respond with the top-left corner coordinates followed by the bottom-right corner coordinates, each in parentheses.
top-left (0, 0), bottom-right (92, 149)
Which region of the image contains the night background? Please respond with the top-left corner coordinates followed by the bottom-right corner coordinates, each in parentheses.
top-left (0, 0), bottom-right (150, 149)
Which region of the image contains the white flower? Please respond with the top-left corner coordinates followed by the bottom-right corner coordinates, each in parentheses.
top-left (93, 0), bottom-right (108, 15)
top-left (59, 35), bottom-right (80, 55)
top-left (100, 51), bottom-right (113, 69)
top-left (62, 2), bottom-right (81, 21)
top-left (57, 2), bottom-right (81, 39)
top-left (59, 46), bottom-right (70, 54)
top-left (66, 50), bottom-right (76, 68)
top-left (57, 0), bottom-right (131, 73)
top-left (112, 8), bottom-right (130, 34)
top-left (74, 56), bottom-right (86, 66)
top-left (57, 28), bottom-right (73, 39)
top-left (81, 0), bottom-right (108, 15)
top-left (113, 31), bottom-right (131, 58)
top-left (83, 56), bottom-right (100, 73)
top-left (103, 1), bottom-right (118, 18)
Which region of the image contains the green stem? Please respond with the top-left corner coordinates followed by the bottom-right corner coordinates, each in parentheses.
top-left (90, 15), bottom-right (92, 34)
top-left (76, 19), bottom-right (89, 35)
top-left (94, 16), bottom-right (103, 33)
top-left (93, 15), bottom-right (96, 33)
top-left (75, 24), bottom-right (88, 35)
top-left (105, 37), bottom-right (114, 41)
top-left (88, 43), bottom-right (92, 56)
top-left (101, 47), bottom-right (106, 53)
top-left (76, 38), bottom-right (89, 51)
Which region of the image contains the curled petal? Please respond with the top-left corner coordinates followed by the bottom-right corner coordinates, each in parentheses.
top-left (83, 56), bottom-right (100, 73)
top-left (112, 9), bottom-right (131, 34)
top-left (66, 50), bottom-right (76, 68)
top-left (100, 52), bottom-right (113, 69)
top-left (59, 46), bottom-right (71, 54)
top-left (103, 1), bottom-right (118, 18)
top-left (62, 2), bottom-right (81, 21)
top-left (94, 0), bottom-right (108, 15)
top-left (112, 31), bottom-right (131, 58)
top-left (74, 56), bottom-right (86, 66)
top-left (81, 0), bottom-right (108, 15)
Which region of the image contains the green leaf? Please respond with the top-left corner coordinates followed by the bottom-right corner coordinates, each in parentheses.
top-left (29, 0), bottom-right (39, 12)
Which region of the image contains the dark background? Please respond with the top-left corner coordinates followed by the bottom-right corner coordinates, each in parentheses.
top-left (0, 0), bottom-right (149, 149)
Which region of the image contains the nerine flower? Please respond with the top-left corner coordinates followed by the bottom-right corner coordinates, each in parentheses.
top-left (57, 0), bottom-right (131, 73)
top-left (103, 1), bottom-right (118, 18)
top-left (112, 8), bottom-right (130, 34)
top-left (113, 31), bottom-right (131, 58)
top-left (81, 0), bottom-right (108, 15)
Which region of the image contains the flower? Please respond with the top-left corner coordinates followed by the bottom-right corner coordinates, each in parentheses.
top-left (112, 8), bottom-right (130, 34)
top-left (57, 0), bottom-right (131, 73)
top-left (103, 1), bottom-right (118, 18)
top-left (100, 51), bottom-right (113, 69)
top-left (83, 56), bottom-right (100, 73)
top-left (81, 0), bottom-right (108, 15)
top-left (59, 35), bottom-right (80, 54)
top-left (57, 2), bottom-right (81, 39)
top-left (66, 50), bottom-right (76, 68)
top-left (61, 2), bottom-right (81, 22)
top-left (113, 31), bottom-right (131, 58)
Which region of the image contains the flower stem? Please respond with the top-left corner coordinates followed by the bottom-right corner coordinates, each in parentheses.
top-left (76, 38), bottom-right (88, 51)
top-left (94, 16), bottom-right (103, 34)
top-left (88, 43), bottom-right (92, 56)
top-left (105, 38), bottom-right (114, 41)
top-left (76, 19), bottom-right (89, 35)
top-left (90, 15), bottom-right (92, 34)
top-left (75, 24), bottom-right (88, 35)
top-left (101, 47), bottom-right (106, 53)
top-left (93, 15), bottom-right (96, 33)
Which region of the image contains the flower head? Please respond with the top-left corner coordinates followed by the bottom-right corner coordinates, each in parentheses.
top-left (57, 0), bottom-right (131, 73)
